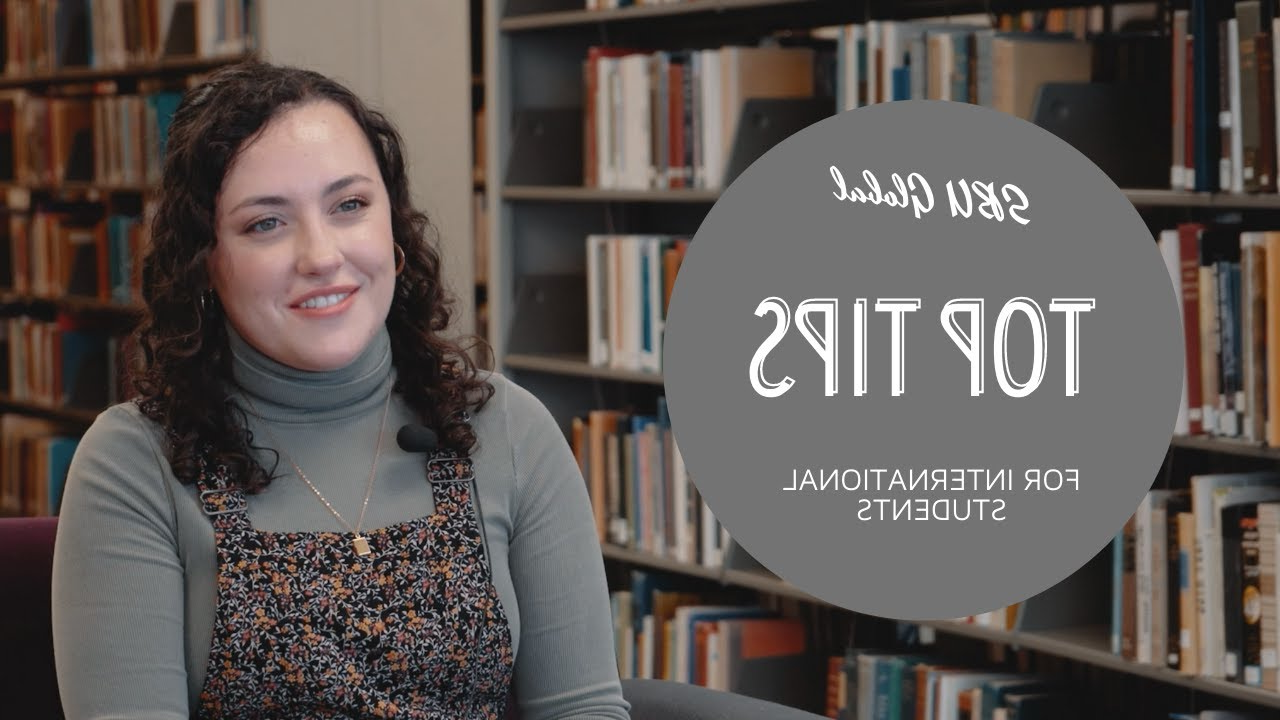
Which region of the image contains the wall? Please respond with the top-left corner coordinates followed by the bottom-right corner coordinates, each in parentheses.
top-left (256, 0), bottom-right (476, 337)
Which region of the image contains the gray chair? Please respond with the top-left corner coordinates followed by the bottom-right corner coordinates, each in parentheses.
top-left (617, 678), bottom-right (827, 719)
top-left (502, 680), bottom-right (827, 719)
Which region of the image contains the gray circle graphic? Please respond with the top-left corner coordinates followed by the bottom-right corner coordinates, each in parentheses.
top-left (663, 100), bottom-right (1182, 620)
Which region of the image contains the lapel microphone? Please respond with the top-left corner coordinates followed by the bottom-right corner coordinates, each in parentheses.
top-left (396, 424), bottom-right (439, 453)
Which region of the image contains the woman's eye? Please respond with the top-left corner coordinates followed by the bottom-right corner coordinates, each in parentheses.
top-left (247, 217), bottom-right (279, 234)
top-left (337, 197), bottom-right (367, 213)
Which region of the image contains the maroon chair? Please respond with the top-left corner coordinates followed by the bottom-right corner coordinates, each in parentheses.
top-left (0, 515), bottom-right (63, 719)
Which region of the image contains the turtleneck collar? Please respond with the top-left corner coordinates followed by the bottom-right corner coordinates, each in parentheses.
top-left (226, 322), bottom-right (394, 423)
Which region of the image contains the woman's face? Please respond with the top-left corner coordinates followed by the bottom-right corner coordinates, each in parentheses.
top-left (210, 99), bottom-right (396, 372)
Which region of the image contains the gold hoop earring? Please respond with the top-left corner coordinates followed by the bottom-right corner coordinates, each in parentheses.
top-left (393, 244), bottom-right (406, 275)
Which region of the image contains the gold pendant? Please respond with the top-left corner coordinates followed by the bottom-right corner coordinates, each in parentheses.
top-left (353, 535), bottom-right (371, 557)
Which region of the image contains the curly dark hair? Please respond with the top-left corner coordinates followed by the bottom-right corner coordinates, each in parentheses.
top-left (132, 60), bottom-right (492, 491)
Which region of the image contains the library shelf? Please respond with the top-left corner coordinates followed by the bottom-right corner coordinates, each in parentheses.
top-left (501, 185), bottom-right (1280, 208)
top-left (601, 542), bottom-right (1280, 708)
top-left (924, 624), bottom-right (1280, 709)
top-left (500, 0), bottom-right (816, 31)
top-left (487, 0), bottom-right (1280, 713)
top-left (503, 353), bottom-right (666, 385)
top-left (0, 294), bottom-right (142, 316)
top-left (0, 54), bottom-right (256, 90)
top-left (602, 543), bottom-right (725, 582)
top-left (1125, 188), bottom-right (1280, 209)
top-left (1169, 434), bottom-right (1280, 460)
top-left (0, 182), bottom-right (155, 195)
top-left (503, 186), bottom-right (719, 203)
top-left (0, 396), bottom-right (101, 425)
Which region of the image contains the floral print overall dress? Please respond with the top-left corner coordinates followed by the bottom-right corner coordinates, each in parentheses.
top-left (190, 439), bottom-right (514, 719)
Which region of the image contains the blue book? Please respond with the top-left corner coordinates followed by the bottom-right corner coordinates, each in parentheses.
top-left (46, 437), bottom-right (79, 514)
top-left (675, 605), bottom-right (771, 683)
top-left (150, 93), bottom-right (183, 159)
top-left (892, 67), bottom-right (910, 102)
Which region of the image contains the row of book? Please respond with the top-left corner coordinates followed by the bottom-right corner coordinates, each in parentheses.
top-left (0, 202), bottom-right (149, 304)
top-left (571, 397), bottom-right (728, 568)
top-left (0, 89), bottom-right (183, 187)
top-left (839, 651), bottom-right (1272, 720)
top-left (583, 1), bottom-right (691, 12)
top-left (3, 314), bottom-right (122, 410)
top-left (835, 13), bottom-right (1168, 119)
top-left (836, 22), bottom-right (1094, 121)
top-left (0, 413), bottom-right (79, 517)
top-left (585, 233), bottom-right (686, 373)
top-left (612, 560), bottom-right (1277, 718)
top-left (837, 650), bottom-right (1072, 720)
top-left (1112, 475), bottom-right (1280, 690)
top-left (1157, 223), bottom-right (1280, 444)
top-left (610, 570), bottom-right (820, 710)
top-left (583, 44), bottom-right (815, 191)
top-left (1171, 1), bottom-right (1280, 194)
top-left (582, 14), bottom-right (1167, 191)
top-left (4, 0), bottom-right (255, 76)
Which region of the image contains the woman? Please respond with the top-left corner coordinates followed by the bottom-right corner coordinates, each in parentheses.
top-left (50, 60), bottom-right (630, 720)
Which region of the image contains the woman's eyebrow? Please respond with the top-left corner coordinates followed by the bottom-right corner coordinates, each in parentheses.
top-left (228, 174), bottom-right (374, 214)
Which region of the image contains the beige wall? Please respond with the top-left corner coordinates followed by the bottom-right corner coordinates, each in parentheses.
top-left (256, 0), bottom-right (476, 337)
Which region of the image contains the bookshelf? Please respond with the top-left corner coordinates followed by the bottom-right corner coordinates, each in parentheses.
top-left (603, 541), bottom-right (1280, 709)
top-left (0, 1), bottom-right (480, 521)
top-left (0, 56), bottom-right (250, 91)
top-left (485, 0), bottom-right (1280, 716)
top-left (0, 0), bottom-right (263, 522)
top-left (504, 184), bottom-right (1280, 208)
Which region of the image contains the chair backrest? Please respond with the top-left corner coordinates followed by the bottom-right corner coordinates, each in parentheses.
top-left (504, 678), bottom-right (826, 719)
top-left (0, 516), bottom-right (63, 719)
top-left (619, 678), bottom-right (826, 720)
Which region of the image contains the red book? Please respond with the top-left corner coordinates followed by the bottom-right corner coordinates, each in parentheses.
top-left (1179, 222), bottom-right (1205, 434)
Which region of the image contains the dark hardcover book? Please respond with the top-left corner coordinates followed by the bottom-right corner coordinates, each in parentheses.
top-left (59, 327), bottom-right (109, 410)
top-left (1004, 692), bottom-right (1062, 720)
top-left (983, 678), bottom-right (1057, 720)
top-left (1223, 503), bottom-right (1255, 682)
top-left (1179, 223), bottom-right (1205, 434)
top-left (64, 228), bottom-right (101, 299)
top-left (0, 96), bottom-right (15, 182)
top-left (1259, 23), bottom-right (1278, 190)
top-left (1244, 235), bottom-right (1268, 442)
top-left (53, 0), bottom-right (90, 68)
top-left (1188, 34), bottom-right (1196, 189)
top-left (1201, 226), bottom-right (1242, 433)
top-left (1166, 494), bottom-right (1192, 669)
top-left (1217, 261), bottom-right (1238, 435)
top-left (1193, 0), bottom-right (1226, 190)
top-left (1243, 507), bottom-right (1267, 685)
top-left (1239, 1), bottom-right (1263, 192)
top-left (1221, 18), bottom-right (1234, 190)
top-left (1122, 514), bottom-right (1137, 659)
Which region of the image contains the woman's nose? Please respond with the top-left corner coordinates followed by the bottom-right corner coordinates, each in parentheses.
top-left (295, 222), bottom-right (344, 276)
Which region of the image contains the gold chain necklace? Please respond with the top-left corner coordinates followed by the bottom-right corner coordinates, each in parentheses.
top-left (240, 386), bottom-right (393, 557)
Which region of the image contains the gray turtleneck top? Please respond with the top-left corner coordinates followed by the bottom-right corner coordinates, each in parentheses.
top-left (50, 326), bottom-right (631, 719)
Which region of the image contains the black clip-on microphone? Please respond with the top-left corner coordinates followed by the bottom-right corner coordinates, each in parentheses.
top-left (396, 424), bottom-right (439, 453)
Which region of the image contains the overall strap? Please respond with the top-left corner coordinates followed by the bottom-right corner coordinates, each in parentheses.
top-left (190, 440), bottom-right (250, 526)
top-left (132, 399), bottom-right (250, 524)
top-left (425, 450), bottom-right (491, 568)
